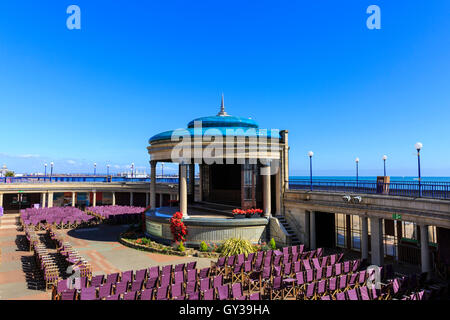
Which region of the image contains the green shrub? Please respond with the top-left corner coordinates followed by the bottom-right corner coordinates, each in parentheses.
top-left (219, 238), bottom-right (257, 257)
top-left (199, 241), bottom-right (208, 252)
top-left (178, 241), bottom-right (186, 252)
top-left (269, 238), bottom-right (276, 250)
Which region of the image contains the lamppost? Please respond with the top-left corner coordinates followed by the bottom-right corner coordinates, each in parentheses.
top-left (50, 162), bottom-right (54, 182)
top-left (131, 163), bottom-right (134, 179)
top-left (107, 164), bottom-right (110, 176)
top-left (355, 158), bottom-right (359, 188)
top-left (161, 163), bottom-right (164, 179)
top-left (308, 151), bottom-right (314, 191)
top-left (415, 142), bottom-right (423, 197)
top-left (44, 163), bottom-right (47, 182)
top-left (94, 163), bottom-right (97, 176)
top-left (382, 155), bottom-right (388, 177)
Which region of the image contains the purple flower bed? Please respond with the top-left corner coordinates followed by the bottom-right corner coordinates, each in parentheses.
top-left (86, 205), bottom-right (144, 219)
top-left (20, 207), bottom-right (94, 226)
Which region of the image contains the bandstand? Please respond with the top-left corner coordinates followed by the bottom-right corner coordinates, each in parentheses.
top-left (145, 97), bottom-right (289, 246)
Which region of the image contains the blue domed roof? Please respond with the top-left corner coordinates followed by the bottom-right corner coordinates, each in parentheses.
top-left (187, 115), bottom-right (258, 129)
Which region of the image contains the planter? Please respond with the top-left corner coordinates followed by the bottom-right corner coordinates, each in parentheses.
top-left (233, 215), bottom-right (246, 219)
top-left (247, 214), bottom-right (261, 219)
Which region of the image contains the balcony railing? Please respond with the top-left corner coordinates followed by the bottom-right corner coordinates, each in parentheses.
top-left (289, 179), bottom-right (450, 200)
top-left (0, 176), bottom-right (179, 184)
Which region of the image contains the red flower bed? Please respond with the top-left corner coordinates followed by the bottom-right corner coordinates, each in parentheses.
top-left (232, 208), bottom-right (263, 217)
top-left (169, 211), bottom-right (187, 242)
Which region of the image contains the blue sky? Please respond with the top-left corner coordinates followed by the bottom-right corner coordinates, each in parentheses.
top-left (0, 1), bottom-right (449, 176)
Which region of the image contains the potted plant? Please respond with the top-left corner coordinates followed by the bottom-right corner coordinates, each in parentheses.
top-left (246, 208), bottom-right (263, 218)
top-left (232, 209), bottom-right (246, 219)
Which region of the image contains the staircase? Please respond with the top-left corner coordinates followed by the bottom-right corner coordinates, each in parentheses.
top-left (0, 213), bottom-right (20, 230)
top-left (274, 215), bottom-right (301, 245)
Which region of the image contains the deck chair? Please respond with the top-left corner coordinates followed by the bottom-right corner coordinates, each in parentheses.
top-left (268, 276), bottom-right (284, 300)
top-left (98, 283), bottom-right (113, 299)
top-left (306, 269), bottom-right (314, 283)
top-left (352, 260), bottom-right (361, 273)
top-left (148, 266), bottom-right (159, 280)
top-left (145, 276), bottom-right (158, 290)
top-left (174, 263), bottom-right (185, 274)
top-left (320, 295), bottom-right (331, 300)
top-left (198, 267), bottom-right (210, 279)
top-left (298, 244), bottom-right (305, 254)
top-left (336, 291), bottom-right (346, 300)
top-left (359, 286), bottom-right (371, 300)
top-left (316, 248), bottom-right (323, 257)
top-left (211, 256), bottom-right (226, 275)
top-left (348, 273), bottom-right (358, 287)
top-left (326, 265), bottom-right (334, 279)
top-left (121, 270), bottom-right (133, 284)
top-left (338, 275), bottom-right (348, 292)
top-left (314, 279), bottom-right (327, 299)
top-left (155, 286), bottom-right (169, 300)
top-left (328, 277), bottom-right (338, 297)
top-left (80, 287), bottom-right (97, 300)
top-left (230, 263), bottom-right (243, 284)
top-left (320, 255), bottom-right (329, 268)
top-left (202, 288), bottom-right (215, 300)
top-left (213, 274), bottom-right (223, 288)
top-left (343, 261), bottom-right (351, 274)
top-left (295, 271), bottom-right (306, 292)
top-left (114, 281), bottom-right (129, 295)
top-left (105, 273), bottom-right (119, 285)
top-left (315, 268), bottom-right (324, 281)
top-left (246, 252), bottom-right (255, 264)
top-left (160, 274), bottom-right (171, 288)
top-left (186, 261), bottom-right (197, 271)
top-left (123, 291), bottom-right (137, 300)
top-left (171, 282), bottom-right (184, 300)
top-left (173, 271), bottom-right (185, 284)
top-left (236, 253), bottom-right (245, 266)
top-left (335, 263), bottom-right (343, 276)
top-left (186, 281), bottom-right (197, 296)
top-left (225, 255), bottom-right (236, 277)
top-left (186, 269), bottom-right (197, 283)
top-left (217, 284), bottom-right (230, 300)
top-left (130, 280), bottom-right (143, 292)
top-left (90, 275), bottom-right (104, 288)
top-left (347, 288), bottom-right (359, 300)
top-left (312, 257), bottom-right (321, 270)
top-left (337, 253), bottom-right (344, 263)
top-left (283, 262), bottom-right (292, 278)
top-left (231, 283), bottom-right (244, 300)
top-left (302, 259), bottom-right (312, 271)
top-left (293, 261), bottom-right (302, 274)
top-left (302, 282), bottom-right (316, 300)
top-left (61, 289), bottom-right (77, 300)
top-left (135, 269), bottom-right (147, 282)
top-left (105, 293), bottom-right (120, 300)
top-left (199, 277), bottom-right (210, 291)
top-left (187, 291), bottom-right (200, 300)
top-left (330, 254), bottom-right (337, 266)
top-left (357, 270), bottom-right (367, 286)
top-left (140, 289), bottom-right (153, 300)
top-left (249, 292), bottom-right (260, 300)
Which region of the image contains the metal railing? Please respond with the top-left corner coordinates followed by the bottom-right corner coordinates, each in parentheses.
top-left (0, 175), bottom-right (180, 184)
top-left (289, 179), bottom-right (450, 200)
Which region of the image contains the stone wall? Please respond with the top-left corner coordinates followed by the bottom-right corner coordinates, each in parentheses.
top-left (269, 216), bottom-right (290, 247)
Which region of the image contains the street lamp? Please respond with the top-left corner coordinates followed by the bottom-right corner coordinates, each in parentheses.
top-left (355, 158), bottom-right (359, 187)
top-left (50, 162), bottom-right (54, 182)
top-left (44, 163), bottom-right (47, 181)
top-left (161, 163), bottom-right (164, 179)
top-left (308, 151), bottom-right (314, 191)
top-left (131, 163), bottom-right (135, 179)
top-left (382, 155), bottom-right (388, 177)
top-left (107, 164), bottom-right (110, 176)
top-left (415, 142), bottom-right (423, 197)
top-left (94, 163), bottom-right (97, 176)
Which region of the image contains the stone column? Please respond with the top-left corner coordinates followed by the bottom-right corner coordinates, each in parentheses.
top-left (145, 192), bottom-right (149, 207)
top-left (310, 211), bottom-right (316, 250)
top-left (0, 193), bottom-right (4, 208)
top-left (48, 192), bottom-right (54, 208)
top-left (159, 193), bottom-right (163, 207)
top-left (361, 216), bottom-right (369, 260)
top-left (130, 192), bottom-right (133, 206)
top-left (92, 191), bottom-right (96, 207)
top-left (275, 169), bottom-right (281, 215)
top-left (262, 165), bottom-right (271, 218)
top-left (420, 224), bottom-right (431, 273)
top-left (370, 217), bottom-right (384, 266)
top-left (112, 192), bottom-right (116, 206)
top-left (179, 163), bottom-right (188, 218)
top-left (198, 164), bottom-right (203, 202)
top-left (189, 163), bottom-right (195, 202)
top-left (41, 192), bottom-right (47, 208)
top-left (72, 192), bottom-right (76, 207)
top-left (150, 161), bottom-right (157, 209)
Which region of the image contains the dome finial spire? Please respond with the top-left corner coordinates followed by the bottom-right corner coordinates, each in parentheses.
top-left (217, 93), bottom-right (228, 116)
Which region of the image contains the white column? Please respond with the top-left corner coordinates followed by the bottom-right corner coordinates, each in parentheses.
top-left (92, 191), bottom-right (96, 207)
top-left (361, 216), bottom-right (369, 260)
top-left (420, 224), bottom-right (431, 273)
top-left (41, 192), bottom-right (47, 208)
top-left (262, 165), bottom-right (271, 218)
top-left (0, 193), bottom-right (4, 208)
top-left (150, 161), bottom-right (157, 209)
top-left (310, 211), bottom-right (316, 250)
top-left (112, 192), bottom-right (116, 206)
top-left (130, 192), bottom-right (133, 206)
top-left (48, 192), bottom-right (54, 208)
top-left (370, 217), bottom-right (384, 266)
top-left (72, 192), bottom-right (76, 207)
top-left (179, 163), bottom-right (188, 217)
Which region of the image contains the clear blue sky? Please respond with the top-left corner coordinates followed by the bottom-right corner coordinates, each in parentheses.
top-left (0, 1), bottom-right (449, 176)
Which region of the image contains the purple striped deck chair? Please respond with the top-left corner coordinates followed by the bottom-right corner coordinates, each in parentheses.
top-left (352, 260), bottom-right (360, 273)
top-left (231, 283), bottom-right (243, 300)
top-left (303, 259), bottom-right (312, 271)
top-left (246, 252), bottom-right (255, 264)
top-left (160, 274), bottom-right (171, 287)
top-left (123, 291), bottom-right (137, 300)
top-left (282, 247), bottom-right (290, 256)
top-left (312, 258), bottom-right (321, 270)
top-left (130, 280), bottom-right (143, 292)
top-left (186, 281), bottom-right (197, 296)
top-left (199, 277), bottom-right (210, 291)
top-left (198, 267), bottom-right (210, 279)
top-left (56, 279), bottom-right (68, 294)
top-left (309, 250), bottom-right (317, 259)
top-left (115, 281), bottom-right (129, 295)
top-left (370, 287), bottom-right (379, 300)
top-left (140, 289), bottom-right (153, 300)
top-left (226, 255), bottom-right (235, 267)
top-left (161, 265), bottom-right (172, 278)
top-left (105, 273), bottom-right (119, 284)
top-left (357, 270), bottom-right (366, 285)
top-left (321, 295), bottom-right (331, 300)
top-left (236, 253), bottom-right (245, 266)
top-left (291, 252), bottom-right (299, 262)
top-left (273, 265), bottom-right (282, 278)
top-left (326, 265), bottom-right (334, 278)
top-left (148, 266), bottom-right (159, 280)
top-left (304, 282), bottom-right (315, 300)
top-left (202, 288), bottom-right (214, 300)
top-left (105, 293), bottom-right (120, 300)
top-left (145, 276), bottom-right (158, 290)
top-left (336, 292), bottom-right (346, 300)
top-left (295, 271), bottom-right (305, 290)
top-left (338, 275), bottom-right (348, 292)
top-left (291, 246), bottom-right (298, 256)
top-left (300, 252), bottom-right (309, 260)
top-left (273, 253), bottom-right (282, 266)
top-left (212, 257), bottom-right (226, 275)
top-left (187, 269), bottom-right (197, 283)
top-left (61, 289), bottom-right (77, 300)
top-left (174, 295), bottom-right (185, 300)
top-left (269, 276), bottom-right (283, 300)
top-left (316, 248), bottom-right (323, 257)
top-left (171, 282), bottom-right (184, 299)
top-left (343, 261), bottom-right (351, 274)
top-left (320, 256), bottom-right (329, 268)
top-left (315, 267), bottom-right (324, 281)
top-left (90, 275), bottom-right (104, 288)
top-left (348, 273), bottom-right (358, 287)
top-left (79, 277), bottom-right (88, 289)
top-left (121, 270), bottom-right (133, 284)
top-left (188, 291), bottom-right (200, 300)
top-left (156, 286), bottom-right (169, 300)
top-left (330, 254), bottom-right (337, 265)
top-left (173, 271), bottom-right (185, 284)
top-left (186, 261), bottom-right (197, 271)
top-left (99, 283), bottom-right (113, 299)
top-left (135, 269), bottom-right (147, 282)
top-left (282, 253), bottom-right (290, 265)
top-left (254, 252), bottom-right (264, 270)
top-left (298, 244), bottom-right (305, 254)
top-left (359, 286), bottom-right (370, 300)
top-left (217, 284), bottom-right (230, 300)
top-left (283, 262), bottom-right (292, 277)
top-left (317, 279), bottom-right (327, 298)
top-left (80, 287), bottom-right (97, 300)
top-left (328, 277), bottom-right (337, 292)
top-left (249, 292), bottom-right (260, 300)
top-left (293, 261), bottom-right (301, 274)
top-left (306, 269), bottom-right (314, 283)
top-left (347, 288), bottom-right (359, 300)
top-left (174, 263), bottom-right (185, 274)
top-left (213, 275), bottom-right (223, 288)
top-left (335, 263), bottom-right (342, 276)
top-left (337, 253), bottom-right (344, 263)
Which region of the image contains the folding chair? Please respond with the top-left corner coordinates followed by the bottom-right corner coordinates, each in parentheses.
top-left (156, 285), bottom-right (169, 300)
top-left (267, 276), bottom-right (284, 300)
top-left (231, 283), bottom-right (244, 300)
top-left (217, 284), bottom-right (230, 300)
top-left (230, 263), bottom-right (243, 284)
top-left (140, 289), bottom-right (153, 300)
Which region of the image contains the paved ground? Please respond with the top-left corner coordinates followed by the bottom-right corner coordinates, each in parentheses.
top-left (0, 215), bottom-right (213, 300)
